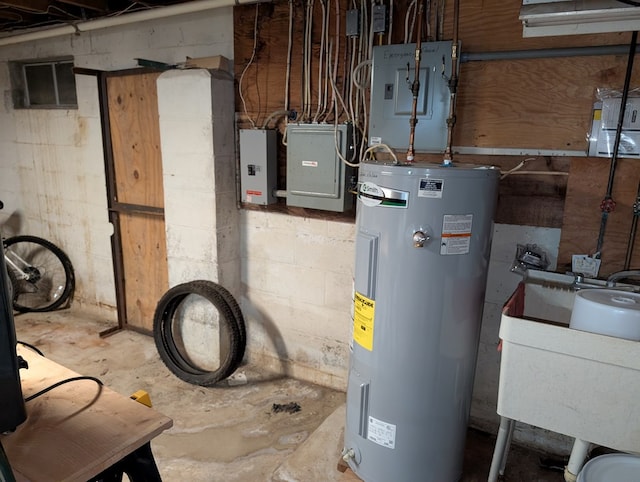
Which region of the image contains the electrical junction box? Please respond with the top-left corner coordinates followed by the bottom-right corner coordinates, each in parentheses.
top-left (346, 10), bottom-right (360, 37)
top-left (239, 129), bottom-right (278, 205)
top-left (588, 98), bottom-right (640, 159)
top-left (286, 123), bottom-right (355, 212)
top-left (372, 4), bottom-right (387, 33)
top-left (368, 41), bottom-right (453, 152)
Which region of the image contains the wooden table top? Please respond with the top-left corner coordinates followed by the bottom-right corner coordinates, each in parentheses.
top-left (1, 346), bottom-right (173, 482)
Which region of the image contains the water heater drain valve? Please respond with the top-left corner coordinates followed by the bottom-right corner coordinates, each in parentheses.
top-left (342, 448), bottom-right (355, 462)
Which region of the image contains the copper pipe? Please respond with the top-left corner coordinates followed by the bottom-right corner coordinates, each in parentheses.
top-left (406, 0), bottom-right (425, 163)
top-left (443, 0), bottom-right (460, 165)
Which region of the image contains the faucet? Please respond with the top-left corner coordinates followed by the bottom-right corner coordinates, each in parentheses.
top-left (606, 269), bottom-right (640, 287)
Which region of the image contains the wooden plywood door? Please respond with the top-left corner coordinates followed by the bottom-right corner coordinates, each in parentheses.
top-left (106, 71), bottom-right (168, 332)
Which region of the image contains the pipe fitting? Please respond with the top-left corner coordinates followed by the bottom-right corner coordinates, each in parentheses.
top-left (342, 448), bottom-right (355, 462)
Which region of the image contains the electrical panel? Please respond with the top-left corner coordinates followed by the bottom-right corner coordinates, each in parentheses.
top-left (588, 98), bottom-right (640, 159)
top-left (368, 41), bottom-right (453, 152)
top-left (286, 123), bottom-right (355, 212)
top-left (239, 129), bottom-right (278, 205)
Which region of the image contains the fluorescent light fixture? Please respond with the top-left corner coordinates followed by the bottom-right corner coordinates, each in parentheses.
top-left (520, 0), bottom-right (640, 37)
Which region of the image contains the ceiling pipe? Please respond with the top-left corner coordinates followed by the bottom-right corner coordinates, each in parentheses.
top-left (0, 0), bottom-right (264, 48)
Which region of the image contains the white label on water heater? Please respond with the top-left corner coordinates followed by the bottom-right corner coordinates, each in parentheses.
top-left (367, 416), bottom-right (396, 449)
top-left (440, 214), bottom-right (473, 255)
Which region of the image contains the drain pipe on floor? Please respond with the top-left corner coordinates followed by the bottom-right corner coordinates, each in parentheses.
top-left (594, 31), bottom-right (638, 259)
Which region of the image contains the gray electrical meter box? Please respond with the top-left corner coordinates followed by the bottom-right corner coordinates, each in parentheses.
top-left (239, 129), bottom-right (278, 205)
top-left (286, 123), bottom-right (355, 212)
top-left (369, 41), bottom-right (453, 152)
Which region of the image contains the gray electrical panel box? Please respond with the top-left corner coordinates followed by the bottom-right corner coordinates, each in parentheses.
top-left (369, 41), bottom-right (453, 152)
top-left (286, 123), bottom-right (355, 212)
top-left (239, 129), bottom-right (278, 205)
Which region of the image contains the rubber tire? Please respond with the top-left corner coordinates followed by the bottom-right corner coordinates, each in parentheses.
top-left (4, 235), bottom-right (75, 313)
top-left (153, 280), bottom-right (246, 386)
top-left (189, 280), bottom-right (246, 366)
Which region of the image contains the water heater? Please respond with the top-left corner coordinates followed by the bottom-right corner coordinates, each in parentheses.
top-left (344, 161), bottom-right (499, 482)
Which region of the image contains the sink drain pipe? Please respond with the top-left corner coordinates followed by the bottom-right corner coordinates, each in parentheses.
top-left (594, 30), bottom-right (638, 258)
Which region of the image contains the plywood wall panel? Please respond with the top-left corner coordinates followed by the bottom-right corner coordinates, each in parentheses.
top-left (455, 55), bottom-right (640, 150)
top-left (558, 159), bottom-right (640, 275)
top-left (453, 1), bottom-right (633, 52)
top-left (234, 0), bottom-right (640, 273)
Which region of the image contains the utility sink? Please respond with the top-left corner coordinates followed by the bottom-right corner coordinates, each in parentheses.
top-left (497, 270), bottom-right (640, 454)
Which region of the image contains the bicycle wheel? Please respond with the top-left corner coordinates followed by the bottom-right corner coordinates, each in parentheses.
top-left (153, 280), bottom-right (246, 386)
top-left (3, 235), bottom-right (75, 313)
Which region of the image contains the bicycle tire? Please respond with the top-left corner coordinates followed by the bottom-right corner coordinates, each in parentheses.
top-left (153, 280), bottom-right (246, 386)
top-left (3, 235), bottom-right (75, 313)
top-left (190, 279), bottom-right (246, 366)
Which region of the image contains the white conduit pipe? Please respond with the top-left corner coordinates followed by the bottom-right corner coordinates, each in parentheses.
top-left (0, 0), bottom-right (266, 47)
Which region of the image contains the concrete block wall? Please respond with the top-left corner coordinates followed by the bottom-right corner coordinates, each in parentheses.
top-left (158, 69), bottom-right (240, 297)
top-left (0, 9), bottom-right (234, 313)
top-left (240, 211), bottom-right (356, 390)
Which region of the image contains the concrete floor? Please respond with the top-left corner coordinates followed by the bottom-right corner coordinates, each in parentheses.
top-left (11, 309), bottom-right (564, 481)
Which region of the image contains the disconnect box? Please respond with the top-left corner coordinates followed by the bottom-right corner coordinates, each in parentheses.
top-left (286, 123), bottom-right (355, 212)
top-left (239, 129), bottom-right (278, 205)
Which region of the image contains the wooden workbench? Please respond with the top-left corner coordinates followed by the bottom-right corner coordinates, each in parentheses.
top-left (1, 346), bottom-right (173, 482)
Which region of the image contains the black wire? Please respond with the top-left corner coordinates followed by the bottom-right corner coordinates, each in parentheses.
top-left (0, 440), bottom-right (17, 482)
top-left (16, 340), bottom-right (44, 357)
top-left (25, 376), bottom-right (103, 402)
top-left (617, 0), bottom-right (640, 6)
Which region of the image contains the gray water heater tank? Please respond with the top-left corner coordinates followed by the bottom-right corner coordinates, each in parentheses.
top-left (344, 161), bottom-right (499, 482)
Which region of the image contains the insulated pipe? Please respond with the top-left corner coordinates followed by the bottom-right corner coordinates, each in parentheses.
top-left (0, 0), bottom-right (265, 48)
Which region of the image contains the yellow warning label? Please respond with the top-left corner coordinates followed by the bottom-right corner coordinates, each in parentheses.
top-left (593, 109), bottom-right (602, 121)
top-left (353, 292), bottom-right (375, 351)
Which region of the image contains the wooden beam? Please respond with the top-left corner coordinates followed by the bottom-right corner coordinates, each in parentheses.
top-left (57, 0), bottom-right (107, 13)
top-left (0, 0), bottom-right (49, 13)
top-left (0, 10), bottom-right (22, 20)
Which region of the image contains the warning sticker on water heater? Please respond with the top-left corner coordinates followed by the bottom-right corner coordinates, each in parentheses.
top-left (440, 214), bottom-right (473, 255)
top-left (367, 416), bottom-right (396, 449)
top-left (418, 178), bottom-right (444, 198)
top-left (353, 292), bottom-right (375, 351)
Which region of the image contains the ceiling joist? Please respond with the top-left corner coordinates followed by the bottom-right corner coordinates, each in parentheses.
top-left (57, 0), bottom-right (107, 13)
top-left (0, 0), bottom-right (50, 13)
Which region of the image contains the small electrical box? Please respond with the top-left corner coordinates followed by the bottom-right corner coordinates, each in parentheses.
top-left (372, 4), bottom-right (387, 33)
top-left (239, 129), bottom-right (278, 205)
top-left (286, 123), bottom-right (355, 212)
top-left (346, 9), bottom-right (360, 37)
top-left (588, 98), bottom-right (640, 159)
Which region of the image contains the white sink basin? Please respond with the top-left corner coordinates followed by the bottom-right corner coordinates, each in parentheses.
top-left (497, 271), bottom-right (640, 454)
